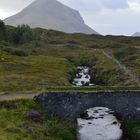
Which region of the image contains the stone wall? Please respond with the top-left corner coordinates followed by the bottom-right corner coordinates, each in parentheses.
top-left (35, 91), bottom-right (140, 121)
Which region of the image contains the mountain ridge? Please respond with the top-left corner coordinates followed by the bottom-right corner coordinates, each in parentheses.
top-left (132, 32), bottom-right (140, 37)
top-left (4, 0), bottom-right (98, 34)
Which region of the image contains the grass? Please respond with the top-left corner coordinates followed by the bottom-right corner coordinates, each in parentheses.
top-left (0, 99), bottom-right (76, 140)
top-left (0, 50), bottom-right (73, 93)
top-left (113, 46), bottom-right (140, 77)
top-left (0, 25), bottom-right (139, 140)
top-left (0, 27), bottom-right (139, 94)
top-left (0, 98), bottom-right (140, 140)
top-left (0, 46), bottom-right (137, 94)
top-left (45, 86), bottom-right (140, 91)
top-left (126, 121), bottom-right (140, 139)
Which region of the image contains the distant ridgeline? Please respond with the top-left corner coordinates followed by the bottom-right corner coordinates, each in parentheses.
top-left (132, 32), bottom-right (140, 37)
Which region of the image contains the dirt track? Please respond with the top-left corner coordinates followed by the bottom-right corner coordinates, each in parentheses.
top-left (0, 93), bottom-right (39, 101)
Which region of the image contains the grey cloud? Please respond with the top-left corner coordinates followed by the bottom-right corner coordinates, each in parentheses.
top-left (100, 0), bottom-right (128, 9)
top-left (0, 0), bottom-right (34, 12)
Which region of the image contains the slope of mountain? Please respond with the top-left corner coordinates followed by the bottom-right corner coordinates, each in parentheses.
top-left (132, 32), bottom-right (140, 37)
top-left (4, 0), bottom-right (98, 34)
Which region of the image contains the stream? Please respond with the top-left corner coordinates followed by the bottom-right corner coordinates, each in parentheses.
top-left (72, 66), bottom-right (94, 86)
top-left (77, 107), bottom-right (123, 140)
top-left (72, 66), bottom-right (123, 140)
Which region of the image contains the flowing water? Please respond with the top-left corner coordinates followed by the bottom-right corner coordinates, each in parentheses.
top-left (77, 107), bottom-right (123, 140)
top-left (72, 66), bottom-right (123, 140)
top-left (72, 66), bottom-right (94, 86)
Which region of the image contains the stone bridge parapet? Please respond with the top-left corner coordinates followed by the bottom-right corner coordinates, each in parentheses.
top-left (35, 91), bottom-right (140, 121)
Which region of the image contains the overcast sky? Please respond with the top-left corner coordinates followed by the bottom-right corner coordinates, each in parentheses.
top-left (0, 0), bottom-right (140, 35)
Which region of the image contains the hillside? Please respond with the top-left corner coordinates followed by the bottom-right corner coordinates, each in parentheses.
top-left (0, 22), bottom-right (140, 140)
top-left (4, 0), bottom-right (97, 34)
top-left (0, 22), bottom-right (139, 94)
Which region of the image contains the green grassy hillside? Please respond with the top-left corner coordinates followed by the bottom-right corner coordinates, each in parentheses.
top-left (0, 22), bottom-right (139, 94)
top-left (0, 22), bottom-right (140, 140)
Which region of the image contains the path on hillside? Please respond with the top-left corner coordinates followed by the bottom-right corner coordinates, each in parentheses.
top-left (0, 49), bottom-right (139, 102)
top-left (101, 49), bottom-right (140, 86)
top-left (0, 93), bottom-right (39, 101)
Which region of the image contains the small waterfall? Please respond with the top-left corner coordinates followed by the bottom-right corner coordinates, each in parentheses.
top-left (72, 66), bottom-right (94, 86)
top-left (77, 107), bottom-right (123, 140)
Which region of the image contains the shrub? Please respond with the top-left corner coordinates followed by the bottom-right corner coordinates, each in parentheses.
top-left (3, 47), bottom-right (30, 56)
top-left (0, 41), bottom-right (9, 48)
top-left (6, 24), bottom-right (40, 44)
top-left (72, 56), bottom-right (97, 66)
top-left (114, 47), bottom-right (138, 60)
top-left (0, 20), bottom-right (7, 41)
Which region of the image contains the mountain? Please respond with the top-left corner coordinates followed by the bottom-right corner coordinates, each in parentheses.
top-left (132, 32), bottom-right (140, 37)
top-left (4, 0), bottom-right (98, 34)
